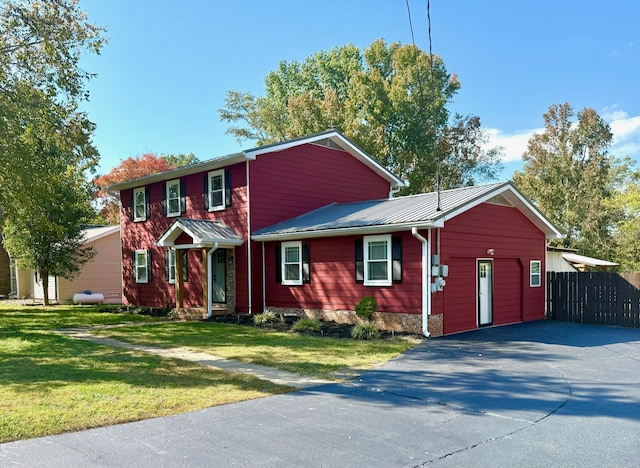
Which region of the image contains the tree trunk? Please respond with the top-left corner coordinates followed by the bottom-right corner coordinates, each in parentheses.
top-left (42, 271), bottom-right (49, 306)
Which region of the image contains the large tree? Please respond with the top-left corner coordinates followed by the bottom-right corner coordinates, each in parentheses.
top-left (219, 39), bottom-right (502, 194)
top-left (608, 171), bottom-right (640, 271)
top-left (513, 103), bottom-right (629, 259)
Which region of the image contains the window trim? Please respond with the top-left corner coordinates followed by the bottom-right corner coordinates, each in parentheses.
top-left (133, 187), bottom-right (146, 222)
top-left (281, 241), bottom-right (303, 286)
top-left (208, 169), bottom-right (225, 211)
top-left (364, 235), bottom-right (392, 286)
top-left (165, 179), bottom-right (181, 217)
top-left (530, 260), bottom-right (542, 287)
top-left (135, 250), bottom-right (149, 284)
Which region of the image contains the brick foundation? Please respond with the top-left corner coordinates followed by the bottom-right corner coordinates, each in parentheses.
top-left (266, 306), bottom-right (444, 337)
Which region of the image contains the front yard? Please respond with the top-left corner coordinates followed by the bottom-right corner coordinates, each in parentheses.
top-left (0, 304), bottom-right (419, 443)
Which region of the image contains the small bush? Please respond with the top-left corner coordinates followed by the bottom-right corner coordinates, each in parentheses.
top-left (291, 318), bottom-right (322, 335)
top-left (355, 296), bottom-right (377, 321)
top-left (351, 322), bottom-right (380, 340)
top-left (253, 310), bottom-right (278, 326)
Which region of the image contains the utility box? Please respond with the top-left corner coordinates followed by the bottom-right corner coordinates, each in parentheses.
top-left (439, 265), bottom-right (449, 277)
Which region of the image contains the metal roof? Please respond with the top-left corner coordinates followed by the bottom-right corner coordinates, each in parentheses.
top-left (157, 218), bottom-right (244, 247)
top-left (562, 253), bottom-right (618, 268)
top-left (252, 182), bottom-right (562, 241)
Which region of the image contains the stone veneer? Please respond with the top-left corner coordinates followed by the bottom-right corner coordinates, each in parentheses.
top-left (267, 306), bottom-right (444, 337)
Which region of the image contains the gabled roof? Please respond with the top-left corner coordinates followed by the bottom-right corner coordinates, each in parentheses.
top-left (157, 218), bottom-right (244, 248)
top-left (108, 130), bottom-right (404, 191)
top-left (252, 182), bottom-right (562, 241)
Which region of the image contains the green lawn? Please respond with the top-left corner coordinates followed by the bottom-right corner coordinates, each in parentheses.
top-left (0, 304), bottom-right (419, 443)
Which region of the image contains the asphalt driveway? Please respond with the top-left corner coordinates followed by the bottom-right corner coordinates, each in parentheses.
top-left (2, 320), bottom-right (639, 467)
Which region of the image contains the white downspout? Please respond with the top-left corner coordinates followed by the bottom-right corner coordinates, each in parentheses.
top-left (411, 227), bottom-right (431, 337)
top-left (246, 161), bottom-right (253, 315)
top-left (261, 242), bottom-right (266, 312)
top-left (205, 242), bottom-right (219, 319)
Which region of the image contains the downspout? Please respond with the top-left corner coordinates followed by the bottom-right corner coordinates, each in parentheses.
top-left (388, 185), bottom-right (401, 199)
top-left (261, 241), bottom-right (266, 312)
top-left (246, 160), bottom-right (253, 314)
top-left (205, 242), bottom-right (219, 319)
top-left (411, 227), bottom-right (431, 337)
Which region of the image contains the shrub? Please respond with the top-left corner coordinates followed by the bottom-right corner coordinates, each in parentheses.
top-left (351, 322), bottom-right (380, 340)
top-left (291, 318), bottom-right (322, 335)
top-left (253, 310), bottom-right (278, 327)
top-left (355, 296), bottom-right (377, 321)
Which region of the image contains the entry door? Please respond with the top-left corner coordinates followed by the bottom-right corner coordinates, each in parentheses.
top-left (212, 250), bottom-right (226, 303)
top-left (478, 260), bottom-right (493, 326)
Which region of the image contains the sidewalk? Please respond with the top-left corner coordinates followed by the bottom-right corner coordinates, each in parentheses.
top-left (53, 326), bottom-right (333, 389)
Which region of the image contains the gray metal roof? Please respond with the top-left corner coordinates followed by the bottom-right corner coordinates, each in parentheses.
top-left (157, 218), bottom-right (244, 247)
top-left (252, 182), bottom-right (562, 240)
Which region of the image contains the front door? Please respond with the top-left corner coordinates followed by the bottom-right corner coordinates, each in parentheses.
top-left (212, 250), bottom-right (226, 303)
top-left (478, 260), bottom-right (493, 326)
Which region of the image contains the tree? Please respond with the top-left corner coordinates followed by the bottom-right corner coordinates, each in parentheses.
top-left (219, 39), bottom-right (502, 194)
top-left (513, 103), bottom-right (629, 259)
top-left (608, 172), bottom-right (640, 271)
top-left (94, 153), bottom-right (199, 224)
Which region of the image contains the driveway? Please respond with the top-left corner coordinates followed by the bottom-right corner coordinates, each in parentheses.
top-left (2, 320), bottom-right (639, 467)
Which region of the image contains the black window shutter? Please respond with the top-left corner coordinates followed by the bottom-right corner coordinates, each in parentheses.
top-left (164, 250), bottom-right (170, 281)
top-left (132, 251), bottom-right (136, 278)
top-left (392, 236), bottom-right (402, 283)
top-left (302, 243), bottom-right (310, 283)
top-left (147, 250), bottom-right (153, 281)
top-left (144, 187), bottom-right (150, 221)
top-left (183, 251), bottom-right (188, 282)
top-left (355, 239), bottom-right (364, 283)
top-left (275, 243), bottom-right (282, 283)
top-left (225, 169), bottom-right (232, 207)
top-left (203, 174), bottom-right (209, 210)
top-left (161, 183), bottom-right (167, 216)
top-left (129, 190), bottom-right (134, 220)
top-left (180, 179), bottom-right (186, 214)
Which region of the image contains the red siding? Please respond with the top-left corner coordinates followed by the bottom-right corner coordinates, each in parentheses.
top-left (436, 202), bottom-right (547, 334)
top-left (264, 233), bottom-right (422, 314)
top-left (250, 144), bottom-right (391, 230)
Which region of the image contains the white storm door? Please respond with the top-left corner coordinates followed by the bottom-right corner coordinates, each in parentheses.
top-left (478, 260), bottom-right (493, 326)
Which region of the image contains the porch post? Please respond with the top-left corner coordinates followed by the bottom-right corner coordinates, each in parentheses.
top-left (176, 250), bottom-right (184, 308)
top-left (201, 248), bottom-right (208, 311)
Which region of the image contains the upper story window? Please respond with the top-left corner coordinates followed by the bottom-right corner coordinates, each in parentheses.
top-left (133, 187), bottom-right (146, 222)
top-left (166, 179), bottom-right (181, 217)
top-left (135, 250), bottom-right (150, 283)
top-left (204, 169), bottom-right (231, 211)
top-left (530, 260), bottom-right (541, 287)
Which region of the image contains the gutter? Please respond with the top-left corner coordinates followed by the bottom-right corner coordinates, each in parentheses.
top-left (411, 227), bottom-right (431, 338)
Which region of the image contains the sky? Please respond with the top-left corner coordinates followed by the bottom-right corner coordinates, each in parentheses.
top-left (79, 0), bottom-right (640, 180)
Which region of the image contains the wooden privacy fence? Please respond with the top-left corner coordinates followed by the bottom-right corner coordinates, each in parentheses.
top-left (547, 272), bottom-right (640, 328)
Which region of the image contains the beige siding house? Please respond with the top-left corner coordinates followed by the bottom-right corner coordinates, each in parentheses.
top-left (15, 225), bottom-right (123, 304)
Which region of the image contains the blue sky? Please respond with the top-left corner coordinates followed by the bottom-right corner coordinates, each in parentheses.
top-left (80, 0), bottom-right (640, 180)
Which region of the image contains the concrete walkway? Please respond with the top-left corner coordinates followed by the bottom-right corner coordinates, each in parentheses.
top-left (53, 326), bottom-right (332, 389)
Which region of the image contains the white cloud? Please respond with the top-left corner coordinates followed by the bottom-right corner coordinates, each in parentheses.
top-left (485, 128), bottom-right (539, 162)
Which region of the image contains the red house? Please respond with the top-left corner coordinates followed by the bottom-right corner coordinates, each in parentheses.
top-left (111, 131), bottom-right (560, 336)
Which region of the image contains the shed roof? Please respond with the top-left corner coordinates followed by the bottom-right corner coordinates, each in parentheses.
top-left (562, 253), bottom-right (618, 270)
top-left (252, 182), bottom-right (562, 241)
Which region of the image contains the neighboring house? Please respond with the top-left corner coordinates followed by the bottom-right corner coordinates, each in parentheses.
top-left (14, 225), bottom-right (123, 304)
top-left (0, 229), bottom-right (11, 297)
top-left (110, 131), bottom-right (561, 336)
top-left (547, 246), bottom-right (618, 272)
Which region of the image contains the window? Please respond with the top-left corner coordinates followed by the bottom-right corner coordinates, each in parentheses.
top-left (133, 187), bottom-right (146, 221)
top-left (208, 170), bottom-right (225, 211)
top-left (275, 241), bottom-right (310, 285)
top-left (530, 260), bottom-right (541, 287)
top-left (165, 249), bottom-right (188, 283)
top-left (135, 250), bottom-right (150, 283)
top-left (282, 241), bottom-right (302, 285)
top-left (165, 180), bottom-right (180, 217)
top-left (364, 235), bottom-right (392, 286)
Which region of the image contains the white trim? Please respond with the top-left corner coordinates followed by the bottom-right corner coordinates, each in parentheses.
top-left (246, 160), bottom-right (252, 314)
top-left (167, 249), bottom-right (176, 284)
top-left (135, 250), bottom-right (149, 284)
top-left (208, 169), bottom-right (226, 212)
top-left (165, 179), bottom-right (181, 217)
top-left (530, 260), bottom-right (542, 287)
top-left (281, 241), bottom-right (303, 286)
top-left (364, 234), bottom-right (392, 286)
top-left (252, 222), bottom-right (438, 242)
top-left (133, 187), bottom-right (146, 222)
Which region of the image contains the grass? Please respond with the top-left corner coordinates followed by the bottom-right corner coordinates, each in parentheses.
top-left (0, 304), bottom-right (289, 443)
top-left (94, 320), bottom-right (420, 380)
